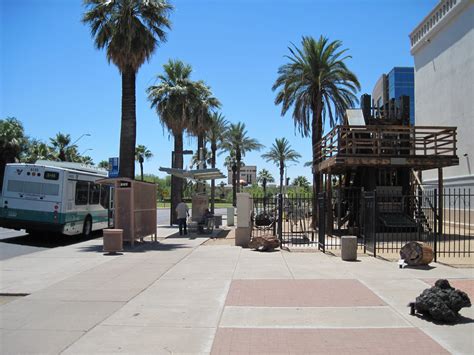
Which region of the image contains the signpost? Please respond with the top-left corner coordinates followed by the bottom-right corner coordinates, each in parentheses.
top-left (109, 157), bottom-right (119, 178)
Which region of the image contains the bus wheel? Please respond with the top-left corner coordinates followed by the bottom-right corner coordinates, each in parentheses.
top-left (82, 216), bottom-right (92, 238)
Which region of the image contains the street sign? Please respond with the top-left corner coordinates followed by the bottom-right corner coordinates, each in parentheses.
top-left (109, 157), bottom-right (119, 178)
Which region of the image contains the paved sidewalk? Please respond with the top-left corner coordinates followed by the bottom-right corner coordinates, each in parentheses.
top-left (1, 226), bottom-right (473, 354)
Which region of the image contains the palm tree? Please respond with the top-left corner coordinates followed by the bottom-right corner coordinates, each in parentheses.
top-left (135, 145), bottom-right (153, 181)
top-left (0, 117), bottom-right (27, 190)
top-left (80, 156), bottom-right (95, 165)
top-left (221, 122), bottom-right (263, 206)
top-left (262, 138), bottom-right (301, 194)
top-left (207, 112), bottom-right (228, 212)
top-left (273, 35), bottom-right (360, 225)
top-left (257, 168), bottom-right (275, 197)
top-left (186, 81), bottom-right (220, 193)
top-left (147, 59), bottom-right (196, 223)
top-left (98, 160), bottom-right (109, 170)
top-left (49, 133), bottom-right (77, 162)
top-left (83, 0), bottom-right (172, 178)
top-left (25, 139), bottom-right (54, 163)
top-left (292, 175), bottom-right (310, 189)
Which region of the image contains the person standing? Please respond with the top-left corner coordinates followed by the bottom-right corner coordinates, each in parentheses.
top-left (175, 200), bottom-right (189, 236)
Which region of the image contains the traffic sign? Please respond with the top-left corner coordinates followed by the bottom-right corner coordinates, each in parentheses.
top-left (109, 157), bottom-right (119, 178)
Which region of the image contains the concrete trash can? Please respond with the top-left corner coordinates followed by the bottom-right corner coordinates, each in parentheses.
top-left (341, 236), bottom-right (357, 261)
top-left (227, 207), bottom-right (235, 226)
top-left (103, 229), bottom-right (123, 253)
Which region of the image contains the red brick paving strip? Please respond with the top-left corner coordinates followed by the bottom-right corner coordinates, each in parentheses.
top-left (211, 328), bottom-right (449, 355)
top-left (225, 280), bottom-right (386, 307)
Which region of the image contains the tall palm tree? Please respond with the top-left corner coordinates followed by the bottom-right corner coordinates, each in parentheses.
top-left (221, 122), bottom-right (263, 206)
top-left (49, 133), bottom-right (77, 162)
top-left (25, 139), bottom-right (54, 163)
top-left (83, 0), bottom-right (172, 178)
top-left (188, 81), bottom-right (221, 164)
top-left (273, 35), bottom-right (360, 225)
top-left (147, 59), bottom-right (196, 223)
top-left (292, 175), bottom-right (310, 189)
top-left (0, 117), bottom-right (27, 190)
top-left (207, 112), bottom-right (228, 212)
top-left (98, 160), bottom-right (110, 170)
top-left (257, 168), bottom-right (275, 197)
top-left (262, 138), bottom-right (301, 194)
top-left (135, 145), bottom-right (153, 181)
top-left (187, 81), bottom-right (220, 193)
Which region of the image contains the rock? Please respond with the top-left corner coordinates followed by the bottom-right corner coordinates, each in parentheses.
top-left (413, 279), bottom-right (471, 322)
top-left (249, 235), bottom-right (280, 251)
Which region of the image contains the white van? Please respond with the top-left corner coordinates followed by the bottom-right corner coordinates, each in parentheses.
top-left (0, 160), bottom-right (110, 236)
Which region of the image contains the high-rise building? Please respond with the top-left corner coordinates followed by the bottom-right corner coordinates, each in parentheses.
top-left (410, 0), bottom-right (473, 188)
top-left (372, 67), bottom-right (415, 125)
top-left (227, 165), bottom-right (257, 186)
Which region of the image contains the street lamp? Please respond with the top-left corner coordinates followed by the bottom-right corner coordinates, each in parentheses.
top-left (81, 148), bottom-right (93, 155)
top-left (71, 133), bottom-right (91, 146)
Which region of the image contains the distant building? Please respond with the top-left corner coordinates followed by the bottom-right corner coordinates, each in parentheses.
top-left (410, 0), bottom-right (474, 188)
top-left (227, 165), bottom-right (257, 185)
top-left (372, 67), bottom-right (415, 125)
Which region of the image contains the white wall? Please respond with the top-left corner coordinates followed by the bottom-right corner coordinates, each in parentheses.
top-left (413, 2), bottom-right (474, 186)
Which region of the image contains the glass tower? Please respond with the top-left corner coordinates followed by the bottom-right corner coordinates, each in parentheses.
top-left (387, 67), bottom-right (415, 125)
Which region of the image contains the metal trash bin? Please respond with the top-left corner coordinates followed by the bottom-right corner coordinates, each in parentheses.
top-left (103, 229), bottom-right (123, 253)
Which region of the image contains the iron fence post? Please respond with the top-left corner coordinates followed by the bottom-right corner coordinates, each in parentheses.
top-left (277, 193), bottom-right (283, 242)
top-left (434, 189), bottom-right (438, 262)
top-left (373, 191), bottom-right (377, 258)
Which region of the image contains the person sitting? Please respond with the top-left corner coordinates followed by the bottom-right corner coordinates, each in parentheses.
top-left (198, 208), bottom-right (214, 234)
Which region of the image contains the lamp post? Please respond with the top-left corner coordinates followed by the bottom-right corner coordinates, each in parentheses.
top-left (72, 133), bottom-right (91, 146)
top-left (81, 148), bottom-right (93, 156)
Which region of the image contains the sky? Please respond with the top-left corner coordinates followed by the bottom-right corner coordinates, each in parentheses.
top-left (0, 0), bottom-right (438, 183)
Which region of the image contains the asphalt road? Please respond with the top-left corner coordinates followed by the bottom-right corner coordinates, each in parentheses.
top-left (0, 208), bottom-right (228, 260)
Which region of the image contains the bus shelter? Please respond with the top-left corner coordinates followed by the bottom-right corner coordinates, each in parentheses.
top-left (97, 178), bottom-right (157, 246)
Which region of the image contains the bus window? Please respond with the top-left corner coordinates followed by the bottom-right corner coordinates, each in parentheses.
top-left (7, 180), bottom-right (24, 193)
top-left (75, 181), bottom-right (89, 205)
top-left (23, 181), bottom-right (43, 194)
top-left (100, 185), bottom-right (109, 208)
top-left (43, 183), bottom-right (60, 196)
top-left (89, 183), bottom-right (100, 205)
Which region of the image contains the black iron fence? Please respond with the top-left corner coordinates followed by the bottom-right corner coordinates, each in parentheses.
top-left (251, 194), bottom-right (314, 247)
top-left (318, 187), bottom-right (473, 260)
top-left (252, 188), bottom-right (473, 259)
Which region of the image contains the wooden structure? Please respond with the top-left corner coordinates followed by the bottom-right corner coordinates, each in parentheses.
top-left (98, 178), bottom-right (157, 246)
top-left (315, 94), bottom-right (458, 235)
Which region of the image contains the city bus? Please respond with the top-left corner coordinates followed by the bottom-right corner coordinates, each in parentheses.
top-left (0, 160), bottom-right (110, 236)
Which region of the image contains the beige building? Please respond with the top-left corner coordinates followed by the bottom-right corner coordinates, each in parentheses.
top-left (227, 165), bottom-right (257, 185)
top-left (410, 0), bottom-right (474, 188)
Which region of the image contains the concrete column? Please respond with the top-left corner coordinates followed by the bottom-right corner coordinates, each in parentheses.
top-left (235, 193), bottom-right (251, 247)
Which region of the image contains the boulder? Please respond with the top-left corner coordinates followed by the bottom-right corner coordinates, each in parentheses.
top-left (249, 235), bottom-right (280, 251)
top-left (413, 279), bottom-right (471, 323)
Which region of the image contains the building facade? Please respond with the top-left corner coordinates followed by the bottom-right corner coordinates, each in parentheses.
top-left (410, 0), bottom-right (474, 188)
top-left (372, 67), bottom-right (415, 125)
top-left (227, 165), bottom-right (257, 186)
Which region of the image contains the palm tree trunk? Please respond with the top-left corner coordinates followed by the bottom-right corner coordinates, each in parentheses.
top-left (210, 144), bottom-right (216, 213)
top-left (119, 66), bottom-right (136, 179)
top-left (140, 162), bottom-right (144, 181)
top-left (312, 96), bottom-right (323, 229)
top-left (236, 149), bottom-right (241, 193)
top-left (171, 132), bottom-right (184, 225)
top-left (279, 163), bottom-right (284, 195)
